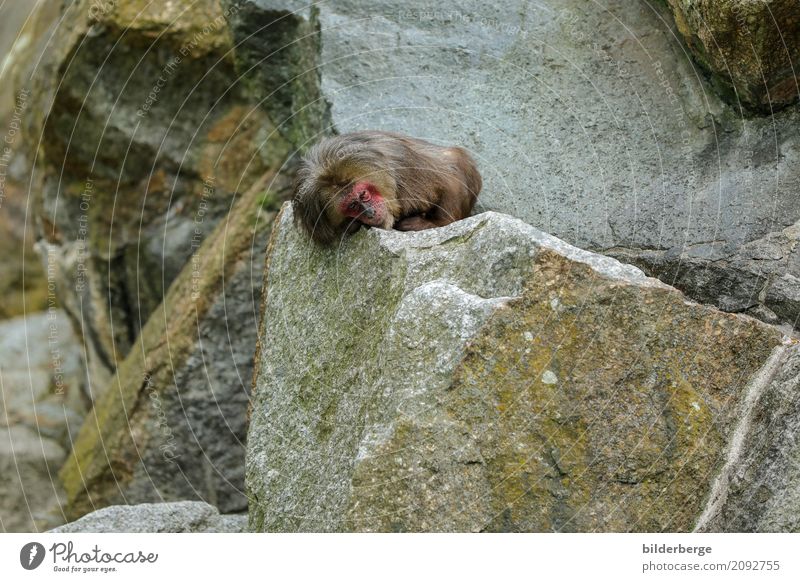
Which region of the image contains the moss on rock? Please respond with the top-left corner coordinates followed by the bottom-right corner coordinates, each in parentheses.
top-left (247, 209), bottom-right (788, 532)
top-left (667, 0), bottom-right (800, 111)
top-left (60, 167), bottom-right (290, 519)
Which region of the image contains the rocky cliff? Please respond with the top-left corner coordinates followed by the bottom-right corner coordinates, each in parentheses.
top-left (59, 170), bottom-right (287, 520)
top-left (0, 311), bottom-right (86, 531)
top-left (0, 0), bottom-right (798, 534)
top-left (226, 0), bottom-right (800, 333)
top-left (247, 204), bottom-right (798, 532)
top-left (31, 0), bottom-right (290, 392)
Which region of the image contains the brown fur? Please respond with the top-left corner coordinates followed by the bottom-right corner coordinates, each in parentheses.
top-left (293, 131), bottom-right (482, 244)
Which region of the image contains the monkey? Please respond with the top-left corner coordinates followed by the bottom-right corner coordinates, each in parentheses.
top-left (292, 130), bottom-right (482, 245)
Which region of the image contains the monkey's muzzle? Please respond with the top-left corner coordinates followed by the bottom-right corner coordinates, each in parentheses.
top-left (358, 202), bottom-right (375, 220)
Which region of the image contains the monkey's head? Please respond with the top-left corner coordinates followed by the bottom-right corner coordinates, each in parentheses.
top-left (293, 135), bottom-right (398, 245)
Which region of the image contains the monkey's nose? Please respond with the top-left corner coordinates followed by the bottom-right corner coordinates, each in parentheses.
top-left (360, 202), bottom-right (375, 219)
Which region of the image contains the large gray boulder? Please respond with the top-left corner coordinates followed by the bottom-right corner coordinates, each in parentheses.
top-left (50, 501), bottom-right (246, 533)
top-left (59, 171), bottom-right (288, 520)
top-left (1, 426), bottom-right (66, 533)
top-left (227, 0), bottom-right (800, 332)
top-left (0, 311), bottom-right (87, 444)
top-left (0, 311), bottom-right (87, 532)
top-left (0, 0), bottom-right (62, 319)
top-left (247, 204), bottom-right (798, 532)
top-left (29, 0), bottom-right (290, 392)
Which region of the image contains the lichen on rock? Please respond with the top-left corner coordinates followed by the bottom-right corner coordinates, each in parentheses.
top-left (666, 0), bottom-right (800, 112)
top-left (248, 205), bottom-right (793, 532)
top-left (59, 169), bottom-right (289, 521)
top-left (34, 0), bottom-right (290, 393)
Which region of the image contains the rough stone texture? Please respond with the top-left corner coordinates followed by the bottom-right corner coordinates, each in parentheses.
top-left (0, 311), bottom-right (88, 446)
top-left (0, 426), bottom-right (65, 533)
top-left (59, 170), bottom-right (288, 521)
top-left (50, 501), bottom-right (247, 533)
top-left (30, 0), bottom-right (289, 393)
top-left (224, 0), bottom-right (330, 149)
top-left (610, 217), bottom-right (800, 334)
top-left (667, 0), bottom-right (800, 112)
top-left (0, 0), bottom-right (62, 318)
top-left (247, 204), bottom-right (791, 532)
top-left (0, 310), bottom-right (87, 532)
top-left (696, 342), bottom-right (800, 532)
top-left (228, 0), bottom-right (800, 332)
top-left (0, 188), bottom-right (47, 319)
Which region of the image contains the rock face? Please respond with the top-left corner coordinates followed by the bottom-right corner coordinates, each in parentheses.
top-left (0, 426), bottom-right (65, 532)
top-left (0, 0), bottom-right (62, 318)
top-left (0, 311), bottom-right (87, 447)
top-left (667, 0), bottom-right (800, 112)
top-left (50, 501), bottom-right (247, 533)
top-left (247, 205), bottom-right (796, 532)
top-left (696, 345), bottom-right (800, 532)
top-left (227, 0), bottom-right (800, 332)
top-left (32, 0), bottom-right (289, 392)
top-left (0, 311), bottom-right (87, 532)
top-left (1, 0), bottom-right (796, 536)
top-left (224, 0), bottom-right (329, 149)
top-left (59, 170), bottom-right (288, 520)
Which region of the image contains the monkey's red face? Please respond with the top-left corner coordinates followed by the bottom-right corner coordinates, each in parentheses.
top-left (338, 181), bottom-right (391, 228)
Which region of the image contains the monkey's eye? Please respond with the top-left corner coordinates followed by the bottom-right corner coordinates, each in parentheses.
top-left (348, 201), bottom-right (359, 211)
top-left (359, 190), bottom-right (371, 202)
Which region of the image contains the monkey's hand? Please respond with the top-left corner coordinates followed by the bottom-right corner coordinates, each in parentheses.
top-left (394, 215), bottom-right (440, 231)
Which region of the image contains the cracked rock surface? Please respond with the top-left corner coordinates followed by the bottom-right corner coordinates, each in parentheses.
top-left (248, 205), bottom-right (798, 532)
top-left (229, 0), bottom-right (800, 332)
